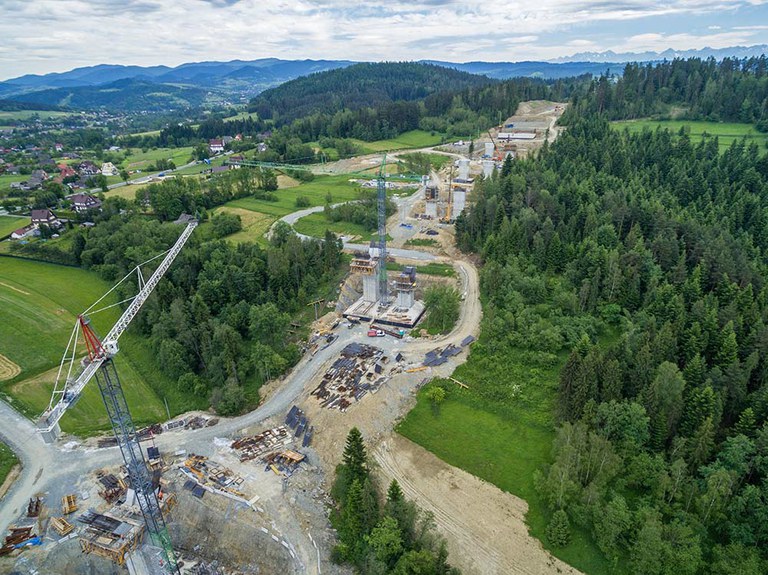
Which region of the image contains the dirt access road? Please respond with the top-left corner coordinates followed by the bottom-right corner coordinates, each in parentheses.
top-left (300, 258), bottom-right (580, 575)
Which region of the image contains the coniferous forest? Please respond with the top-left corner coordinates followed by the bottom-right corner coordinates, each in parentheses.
top-left (454, 63), bottom-right (768, 571)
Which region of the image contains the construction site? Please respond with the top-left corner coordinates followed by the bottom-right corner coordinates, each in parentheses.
top-left (0, 101), bottom-right (578, 575)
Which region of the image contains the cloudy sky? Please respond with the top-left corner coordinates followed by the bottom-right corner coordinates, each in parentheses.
top-left (1, 0), bottom-right (767, 79)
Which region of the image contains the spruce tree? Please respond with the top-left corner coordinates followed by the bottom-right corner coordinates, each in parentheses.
top-left (546, 509), bottom-right (571, 547)
top-left (342, 427), bottom-right (369, 485)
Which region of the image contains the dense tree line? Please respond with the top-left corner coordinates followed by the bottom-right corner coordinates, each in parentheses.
top-left (331, 428), bottom-right (460, 574)
top-left (272, 75), bottom-right (582, 144)
top-left (248, 62), bottom-right (494, 124)
top-left (71, 215), bottom-right (343, 415)
top-left (322, 190), bottom-right (396, 231)
top-left (564, 57), bottom-right (768, 127)
top-left (136, 167), bottom-right (277, 220)
top-left (455, 117), bottom-right (768, 572)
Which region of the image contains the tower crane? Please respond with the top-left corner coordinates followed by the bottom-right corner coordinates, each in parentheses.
top-left (37, 217), bottom-right (198, 573)
top-left (377, 155), bottom-right (389, 305)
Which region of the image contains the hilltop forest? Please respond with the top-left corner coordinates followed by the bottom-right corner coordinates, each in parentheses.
top-left (454, 61), bottom-right (768, 572)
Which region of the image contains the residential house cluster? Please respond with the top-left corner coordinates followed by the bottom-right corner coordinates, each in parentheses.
top-left (10, 208), bottom-right (62, 240)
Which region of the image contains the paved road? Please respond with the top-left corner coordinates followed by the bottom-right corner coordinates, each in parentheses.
top-left (0, 255), bottom-right (476, 536)
top-left (269, 188), bottom-right (437, 261)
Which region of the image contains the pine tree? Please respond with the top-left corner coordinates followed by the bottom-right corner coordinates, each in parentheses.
top-left (546, 509), bottom-right (571, 547)
top-left (716, 322), bottom-right (739, 368)
top-left (680, 385), bottom-right (717, 437)
top-left (734, 407), bottom-right (756, 438)
top-left (342, 427), bottom-right (369, 485)
top-left (387, 480), bottom-right (404, 505)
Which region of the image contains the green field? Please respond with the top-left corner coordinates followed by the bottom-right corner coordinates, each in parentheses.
top-left (0, 257), bottom-right (204, 435)
top-left (398, 344), bottom-right (611, 575)
top-left (171, 155), bottom-right (228, 176)
top-left (612, 119), bottom-right (768, 152)
top-left (0, 441), bottom-right (18, 490)
top-left (223, 111), bottom-right (259, 122)
top-left (404, 238), bottom-right (439, 248)
top-left (0, 110), bottom-right (72, 121)
top-left (386, 261), bottom-right (455, 277)
top-left (0, 215), bottom-right (28, 238)
top-left (293, 212), bottom-right (376, 241)
top-left (0, 173), bottom-right (27, 190)
top-left (397, 152), bottom-right (452, 171)
top-left (228, 174), bottom-right (361, 217)
top-left (122, 146), bottom-right (195, 172)
top-left (354, 130), bottom-right (443, 153)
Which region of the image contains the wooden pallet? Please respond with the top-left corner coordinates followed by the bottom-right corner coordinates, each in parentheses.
top-left (50, 517), bottom-right (74, 536)
top-left (61, 494), bottom-right (77, 515)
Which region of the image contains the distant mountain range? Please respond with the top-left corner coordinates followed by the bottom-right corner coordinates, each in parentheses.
top-left (553, 44), bottom-right (768, 64)
top-left (0, 59), bottom-right (355, 111)
top-left (2, 45), bottom-right (765, 113)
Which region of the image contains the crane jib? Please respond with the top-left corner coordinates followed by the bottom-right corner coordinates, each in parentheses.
top-left (38, 220), bottom-right (197, 434)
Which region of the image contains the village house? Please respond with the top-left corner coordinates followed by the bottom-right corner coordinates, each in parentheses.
top-left (101, 162), bottom-right (118, 176)
top-left (209, 139), bottom-right (225, 153)
top-left (58, 163), bottom-right (77, 179)
top-left (78, 161), bottom-right (99, 176)
top-left (54, 143), bottom-right (64, 152)
top-left (31, 209), bottom-right (61, 229)
top-left (10, 224), bottom-right (38, 240)
top-left (70, 193), bottom-right (102, 213)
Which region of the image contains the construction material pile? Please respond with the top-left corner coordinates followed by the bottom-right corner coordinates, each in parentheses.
top-left (97, 423), bottom-right (163, 447)
top-left (423, 344), bottom-right (462, 367)
top-left (264, 450), bottom-right (306, 477)
top-left (96, 471), bottom-right (127, 503)
top-left (0, 526), bottom-right (40, 556)
top-left (78, 510), bottom-right (143, 567)
top-left (182, 455), bottom-right (245, 497)
top-left (311, 343), bottom-right (387, 411)
top-left (231, 426), bottom-right (293, 462)
top-left (285, 405), bottom-right (313, 447)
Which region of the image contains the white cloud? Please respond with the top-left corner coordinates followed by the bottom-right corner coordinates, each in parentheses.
top-left (0, 0), bottom-right (767, 78)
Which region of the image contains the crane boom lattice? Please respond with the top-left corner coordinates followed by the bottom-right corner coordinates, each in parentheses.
top-left (39, 220), bottom-right (197, 436)
top-left (377, 155), bottom-right (388, 305)
top-left (37, 218), bottom-right (196, 575)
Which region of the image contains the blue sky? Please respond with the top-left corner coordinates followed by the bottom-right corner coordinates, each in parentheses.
top-left (1, 0), bottom-right (767, 78)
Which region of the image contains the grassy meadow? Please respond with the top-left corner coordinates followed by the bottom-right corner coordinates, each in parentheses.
top-left (612, 119), bottom-right (768, 153)
top-left (0, 215), bottom-right (28, 238)
top-left (0, 441), bottom-right (18, 489)
top-left (0, 110), bottom-right (73, 121)
top-left (0, 257), bottom-right (203, 435)
top-left (122, 146), bottom-right (195, 172)
top-left (354, 130), bottom-right (443, 153)
top-left (398, 343), bottom-right (612, 575)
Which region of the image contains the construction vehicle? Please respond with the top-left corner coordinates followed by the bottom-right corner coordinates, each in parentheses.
top-left (37, 217), bottom-right (198, 574)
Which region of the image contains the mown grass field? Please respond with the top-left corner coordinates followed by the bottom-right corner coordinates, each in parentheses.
top-left (354, 130), bottom-right (443, 153)
top-left (0, 215), bottom-right (27, 238)
top-left (223, 111), bottom-right (259, 122)
top-left (0, 441), bottom-right (18, 490)
top-left (0, 173), bottom-right (27, 192)
top-left (122, 146), bottom-right (195, 172)
top-left (0, 257), bottom-right (203, 435)
top-left (293, 213), bottom-right (375, 241)
top-left (210, 206), bottom-right (276, 246)
top-left (612, 119), bottom-right (768, 153)
top-left (228, 174), bottom-right (361, 217)
top-left (386, 261), bottom-right (455, 277)
top-left (0, 110), bottom-right (72, 121)
top-left (397, 344), bottom-right (612, 575)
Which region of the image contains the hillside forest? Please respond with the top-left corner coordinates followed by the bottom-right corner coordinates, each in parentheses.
top-left (455, 104), bottom-right (768, 571)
